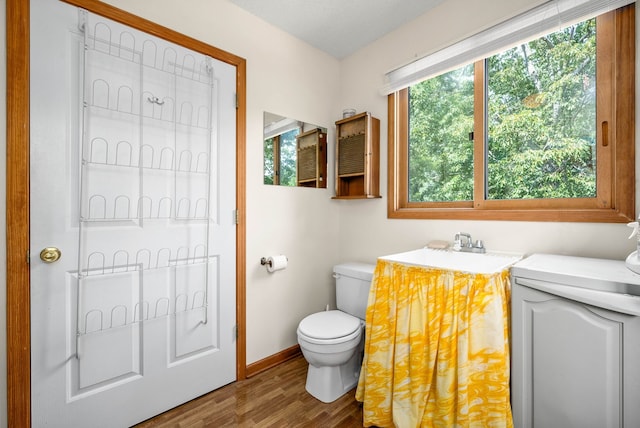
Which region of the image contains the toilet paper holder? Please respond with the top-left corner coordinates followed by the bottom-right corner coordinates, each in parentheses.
top-left (260, 255), bottom-right (288, 272)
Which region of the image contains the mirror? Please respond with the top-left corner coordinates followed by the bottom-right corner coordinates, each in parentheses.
top-left (263, 112), bottom-right (328, 188)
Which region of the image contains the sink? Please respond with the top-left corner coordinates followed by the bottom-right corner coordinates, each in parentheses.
top-left (379, 248), bottom-right (523, 274)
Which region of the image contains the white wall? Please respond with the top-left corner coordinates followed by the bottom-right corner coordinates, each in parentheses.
top-left (336, 0), bottom-right (640, 263)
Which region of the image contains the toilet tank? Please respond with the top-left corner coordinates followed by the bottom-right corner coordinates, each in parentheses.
top-left (334, 262), bottom-right (376, 320)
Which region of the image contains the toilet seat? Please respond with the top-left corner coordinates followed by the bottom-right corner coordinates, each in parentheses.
top-left (298, 310), bottom-right (361, 345)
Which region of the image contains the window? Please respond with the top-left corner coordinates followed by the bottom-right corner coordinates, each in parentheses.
top-left (408, 64), bottom-right (474, 203)
top-left (389, 5), bottom-right (635, 222)
top-left (264, 128), bottom-right (299, 186)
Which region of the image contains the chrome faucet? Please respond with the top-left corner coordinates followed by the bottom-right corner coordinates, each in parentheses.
top-left (454, 232), bottom-right (472, 249)
top-left (453, 232), bottom-right (486, 253)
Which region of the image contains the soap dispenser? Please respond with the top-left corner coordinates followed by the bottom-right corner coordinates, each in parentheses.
top-left (625, 217), bottom-right (640, 274)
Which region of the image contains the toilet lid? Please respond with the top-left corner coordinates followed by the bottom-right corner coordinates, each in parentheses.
top-left (298, 310), bottom-right (361, 340)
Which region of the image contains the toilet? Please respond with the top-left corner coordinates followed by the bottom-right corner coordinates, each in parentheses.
top-left (297, 262), bottom-right (375, 403)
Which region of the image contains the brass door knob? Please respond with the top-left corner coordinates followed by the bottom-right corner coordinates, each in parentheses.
top-left (40, 247), bottom-right (61, 263)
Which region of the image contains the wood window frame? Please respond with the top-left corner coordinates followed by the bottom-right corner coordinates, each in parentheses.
top-left (264, 135), bottom-right (283, 185)
top-left (388, 5), bottom-right (635, 222)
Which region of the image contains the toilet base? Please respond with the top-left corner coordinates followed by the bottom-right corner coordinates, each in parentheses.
top-left (304, 349), bottom-right (361, 403)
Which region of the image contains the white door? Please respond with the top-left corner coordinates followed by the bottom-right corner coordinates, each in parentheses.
top-left (30, 1), bottom-right (237, 426)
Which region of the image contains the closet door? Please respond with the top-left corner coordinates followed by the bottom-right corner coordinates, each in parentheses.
top-left (29, 1), bottom-right (237, 426)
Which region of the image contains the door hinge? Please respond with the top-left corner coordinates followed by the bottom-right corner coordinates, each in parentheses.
top-left (233, 209), bottom-right (240, 224)
top-left (78, 9), bottom-right (87, 32)
top-left (26, 249), bottom-right (30, 265)
top-left (235, 93), bottom-right (239, 109)
top-left (234, 324), bottom-right (239, 339)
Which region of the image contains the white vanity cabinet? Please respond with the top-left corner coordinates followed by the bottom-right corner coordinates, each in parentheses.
top-left (511, 254), bottom-right (640, 428)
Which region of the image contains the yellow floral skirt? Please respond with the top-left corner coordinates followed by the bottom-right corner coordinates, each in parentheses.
top-left (355, 260), bottom-right (513, 428)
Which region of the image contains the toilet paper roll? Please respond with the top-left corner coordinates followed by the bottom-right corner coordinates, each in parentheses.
top-left (267, 255), bottom-right (288, 272)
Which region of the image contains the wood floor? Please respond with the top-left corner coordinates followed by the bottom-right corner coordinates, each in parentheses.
top-left (134, 355), bottom-right (364, 427)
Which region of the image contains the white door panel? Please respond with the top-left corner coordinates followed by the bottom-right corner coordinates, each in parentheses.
top-left (30, 1), bottom-right (237, 426)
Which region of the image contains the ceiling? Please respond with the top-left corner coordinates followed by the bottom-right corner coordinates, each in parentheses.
top-left (229, 0), bottom-right (445, 59)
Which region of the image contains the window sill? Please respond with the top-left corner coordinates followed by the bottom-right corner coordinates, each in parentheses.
top-left (388, 206), bottom-right (634, 222)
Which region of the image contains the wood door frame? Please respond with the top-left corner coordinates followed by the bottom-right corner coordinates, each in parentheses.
top-left (6, 0), bottom-right (247, 425)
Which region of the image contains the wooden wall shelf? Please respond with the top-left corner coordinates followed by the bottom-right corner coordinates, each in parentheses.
top-left (332, 112), bottom-right (380, 199)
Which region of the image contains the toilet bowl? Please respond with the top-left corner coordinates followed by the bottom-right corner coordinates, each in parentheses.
top-left (297, 310), bottom-right (364, 403)
top-left (297, 262), bottom-right (375, 403)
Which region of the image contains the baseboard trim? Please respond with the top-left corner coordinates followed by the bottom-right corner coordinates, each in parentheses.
top-left (246, 345), bottom-right (302, 378)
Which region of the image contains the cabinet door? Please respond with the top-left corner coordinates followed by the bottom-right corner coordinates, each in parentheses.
top-left (511, 282), bottom-right (640, 428)
top-left (334, 112), bottom-right (380, 198)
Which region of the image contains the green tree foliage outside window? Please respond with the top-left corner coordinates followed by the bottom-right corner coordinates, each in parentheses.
top-left (409, 65), bottom-right (474, 202)
top-left (488, 19), bottom-right (596, 200)
top-left (408, 18), bottom-right (596, 202)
